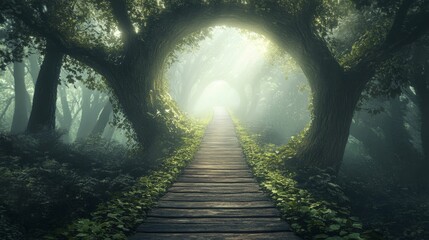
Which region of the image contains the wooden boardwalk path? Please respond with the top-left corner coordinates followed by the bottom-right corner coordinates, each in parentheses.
top-left (130, 109), bottom-right (301, 240)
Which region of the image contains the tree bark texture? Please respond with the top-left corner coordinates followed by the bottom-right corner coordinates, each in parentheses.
top-left (75, 90), bottom-right (104, 140)
top-left (295, 81), bottom-right (363, 171)
top-left (90, 100), bottom-right (113, 137)
top-left (28, 53), bottom-right (40, 84)
top-left (413, 60), bottom-right (429, 184)
top-left (27, 41), bottom-right (64, 133)
top-left (10, 61), bottom-right (29, 134)
top-left (58, 86), bottom-right (73, 131)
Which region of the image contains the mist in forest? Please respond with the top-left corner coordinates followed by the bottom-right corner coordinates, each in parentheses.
top-left (167, 27), bottom-right (311, 144)
top-left (1, 1), bottom-right (429, 239)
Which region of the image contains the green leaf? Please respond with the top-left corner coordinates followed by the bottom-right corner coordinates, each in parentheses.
top-left (328, 224), bottom-right (341, 231)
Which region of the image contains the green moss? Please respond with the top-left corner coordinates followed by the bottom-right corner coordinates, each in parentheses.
top-left (46, 120), bottom-right (207, 240)
top-left (233, 119), bottom-right (372, 240)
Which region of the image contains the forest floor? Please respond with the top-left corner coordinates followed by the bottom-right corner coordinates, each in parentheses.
top-left (0, 120), bottom-right (205, 239)
top-left (1, 120), bottom-right (428, 240)
top-left (239, 121), bottom-right (429, 240)
top-left (340, 165), bottom-right (429, 240)
top-left (0, 133), bottom-right (146, 239)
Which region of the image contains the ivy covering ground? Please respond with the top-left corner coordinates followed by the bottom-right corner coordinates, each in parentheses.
top-left (46, 120), bottom-right (206, 240)
top-left (233, 119), bottom-right (378, 240)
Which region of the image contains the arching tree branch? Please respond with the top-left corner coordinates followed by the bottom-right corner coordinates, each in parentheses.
top-left (354, 1), bottom-right (429, 77)
top-left (1, 0), bottom-right (116, 78)
top-left (109, 0), bottom-right (136, 45)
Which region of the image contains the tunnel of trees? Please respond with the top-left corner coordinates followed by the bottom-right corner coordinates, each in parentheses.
top-left (0, 0), bottom-right (428, 239)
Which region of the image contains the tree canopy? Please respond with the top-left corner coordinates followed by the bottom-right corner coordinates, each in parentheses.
top-left (1, 0), bottom-right (428, 170)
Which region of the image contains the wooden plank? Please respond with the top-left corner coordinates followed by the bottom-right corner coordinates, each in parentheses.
top-left (198, 147), bottom-right (241, 149)
top-left (144, 217), bottom-right (284, 224)
top-left (161, 192), bottom-right (267, 201)
top-left (171, 182), bottom-right (260, 187)
top-left (182, 169), bottom-right (251, 174)
top-left (156, 201), bottom-right (273, 208)
top-left (137, 222), bottom-right (290, 233)
top-left (195, 153), bottom-right (243, 156)
top-left (187, 164), bottom-right (248, 168)
top-left (194, 156), bottom-right (244, 159)
top-left (176, 177), bottom-right (255, 183)
top-left (147, 208), bottom-right (280, 218)
top-left (180, 171), bottom-right (252, 175)
top-left (191, 160), bottom-right (246, 164)
top-left (129, 232), bottom-right (301, 240)
top-left (177, 175), bottom-right (254, 179)
top-left (168, 187), bottom-right (260, 193)
top-left (196, 151), bottom-right (243, 155)
top-left (186, 165), bottom-right (249, 170)
top-left (198, 144), bottom-right (240, 146)
top-left (190, 161), bottom-right (246, 165)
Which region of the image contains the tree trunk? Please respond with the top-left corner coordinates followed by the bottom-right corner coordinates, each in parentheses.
top-left (58, 86), bottom-right (73, 131)
top-left (294, 83), bottom-right (362, 171)
top-left (382, 98), bottom-right (420, 165)
top-left (102, 124), bottom-right (115, 141)
top-left (27, 41), bottom-right (64, 133)
top-left (75, 90), bottom-right (104, 140)
top-left (28, 53), bottom-right (40, 84)
top-left (412, 60), bottom-right (429, 185)
top-left (10, 61), bottom-right (29, 134)
top-left (420, 90), bottom-right (429, 171)
top-left (75, 88), bottom-right (92, 140)
top-left (90, 100), bottom-right (113, 137)
top-left (350, 112), bottom-right (391, 163)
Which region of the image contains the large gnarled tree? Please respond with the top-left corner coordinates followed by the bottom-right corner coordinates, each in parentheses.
top-left (1, 0), bottom-right (428, 171)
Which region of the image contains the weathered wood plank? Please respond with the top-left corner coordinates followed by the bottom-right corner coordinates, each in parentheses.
top-left (195, 152), bottom-right (243, 156)
top-left (171, 182), bottom-right (260, 187)
top-left (186, 165), bottom-right (249, 170)
top-left (168, 186), bottom-right (260, 193)
top-left (190, 161), bottom-right (247, 165)
top-left (143, 217), bottom-right (284, 224)
top-left (156, 201), bottom-right (273, 208)
top-left (182, 169), bottom-right (251, 174)
top-left (129, 232), bottom-right (301, 240)
top-left (161, 193), bottom-right (267, 202)
top-left (187, 164), bottom-right (248, 169)
top-left (178, 173), bottom-right (253, 178)
top-left (137, 222), bottom-right (290, 233)
top-left (176, 177), bottom-right (255, 183)
top-left (147, 208), bottom-right (280, 218)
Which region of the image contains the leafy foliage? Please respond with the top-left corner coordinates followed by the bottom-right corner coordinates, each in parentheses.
top-left (339, 173), bottom-right (429, 240)
top-left (234, 119), bottom-right (374, 240)
top-left (0, 117), bottom-right (205, 239)
top-left (45, 120), bottom-right (206, 239)
top-left (0, 133), bottom-right (142, 239)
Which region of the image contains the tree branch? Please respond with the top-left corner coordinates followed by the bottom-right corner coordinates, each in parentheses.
top-left (109, 0), bottom-right (135, 44)
top-left (5, 0), bottom-right (116, 78)
top-left (355, 2), bottom-right (429, 74)
top-left (384, 0), bottom-right (413, 46)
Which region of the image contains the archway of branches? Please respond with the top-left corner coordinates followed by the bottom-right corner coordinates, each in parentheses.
top-left (164, 26), bottom-right (311, 145)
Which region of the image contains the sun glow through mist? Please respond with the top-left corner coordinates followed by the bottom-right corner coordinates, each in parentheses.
top-left (167, 26), bottom-right (271, 116)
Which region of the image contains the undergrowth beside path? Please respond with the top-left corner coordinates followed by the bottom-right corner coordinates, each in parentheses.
top-left (233, 119), bottom-right (375, 240)
top-left (44, 121), bottom-right (206, 240)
